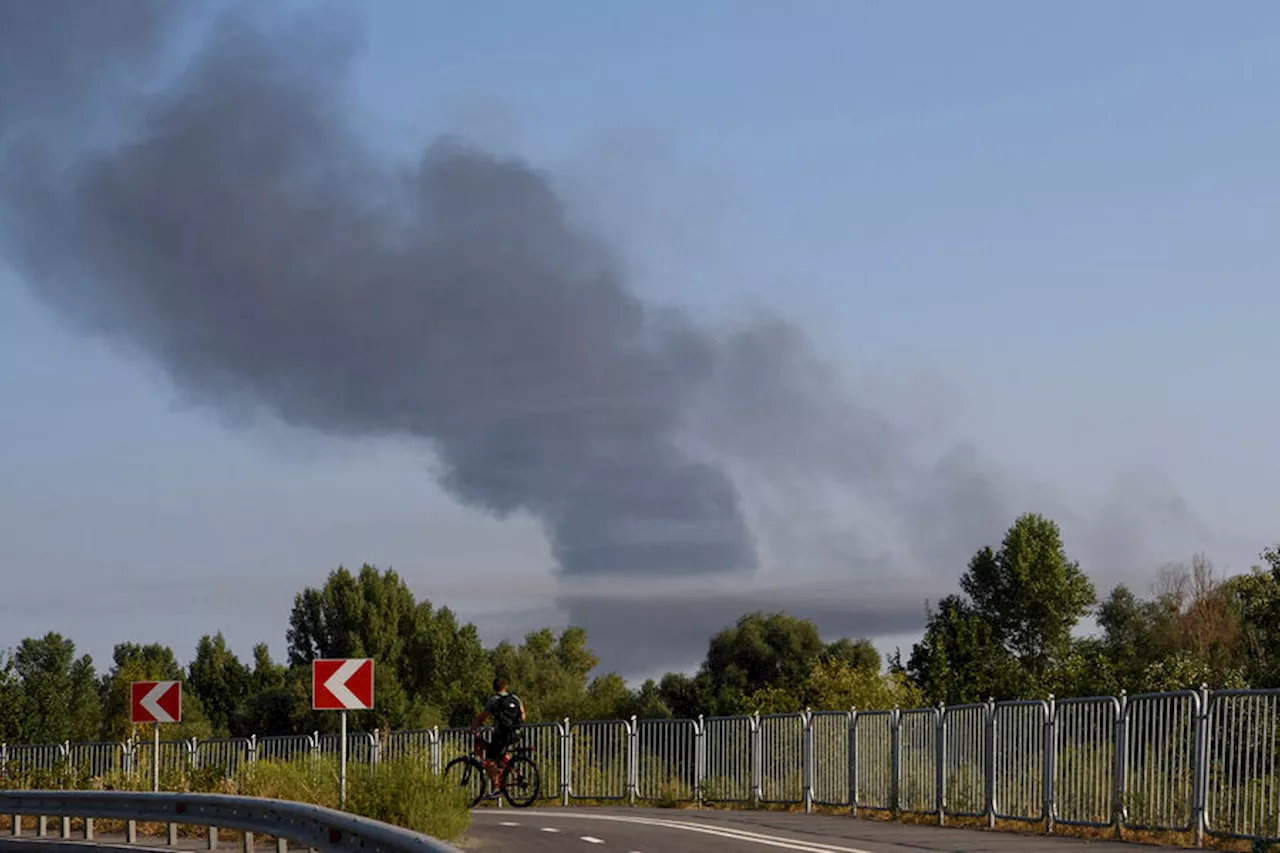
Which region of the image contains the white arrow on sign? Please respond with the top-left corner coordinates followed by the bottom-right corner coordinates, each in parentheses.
top-left (324, 659), bottom-right (367, 709)
top-left (140, 682), bottom-right (178, 722)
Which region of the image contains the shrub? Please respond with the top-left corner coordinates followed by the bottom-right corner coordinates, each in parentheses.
top-left (347, 755), bottom-right (471, 841)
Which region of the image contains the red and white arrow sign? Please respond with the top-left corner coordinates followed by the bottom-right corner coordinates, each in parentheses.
top-left (312, 658), bottom-right (374, 710)
top-left (130, 680), bottom-right (182, 724)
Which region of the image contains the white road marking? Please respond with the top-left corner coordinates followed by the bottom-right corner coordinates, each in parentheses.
top-left (516, 812), bottom-right (875, 853)
top-left (498, 821), bottom-right (519, 826)
top-left (539, 827), bottom-right (560, 832)
top-left (580, 837), bottom-right (605, 844)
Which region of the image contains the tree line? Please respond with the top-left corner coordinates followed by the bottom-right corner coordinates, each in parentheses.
top-left (2, 513), bottom-right (1278, 746)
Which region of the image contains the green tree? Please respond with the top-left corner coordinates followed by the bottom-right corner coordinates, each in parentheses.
top-left (287, 564), bottom-right (492, 731)
top-left (1229, 546), bottom-right (1280, 687)
top-left (187, 633), bottom-right (251, 737)
top-left (959, 512), bottom-right (1095, 686)
top-left (629, 679), bottom-right (673, 720)
top-left (403, 604), bottom-right (493, 728)
top-left (656, 672), bottom-right (713, 720)
top-left (822, 638), bottom-right (881, 672)
top-left (100, 642), bottom-right (212, 741)
top-left (489, 627), bottom-right (598, 722)
top-left (701, 611), bottom-right (826, 714)
top-left (0, 650), bottom-right (23, 741)
top-left (905, 595), bottom-right (1034, 704)
top-left (581, 672), bottom-right (633, 720)
top-left (12, 633), bottom-right (98, 744)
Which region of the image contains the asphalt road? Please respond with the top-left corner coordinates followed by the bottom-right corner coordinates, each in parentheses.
top-left (459, 807), bottom-right (1192, 853)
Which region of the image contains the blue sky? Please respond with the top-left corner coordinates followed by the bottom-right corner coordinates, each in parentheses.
top-left (2, 1), bottom-right (1278, 682)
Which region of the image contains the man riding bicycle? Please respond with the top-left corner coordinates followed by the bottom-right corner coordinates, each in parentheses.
top-left (471, 677), bottom-right (525, 793)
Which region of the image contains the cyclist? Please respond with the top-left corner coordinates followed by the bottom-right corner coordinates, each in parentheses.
top-left (470, 676), bottom-right (525, 794)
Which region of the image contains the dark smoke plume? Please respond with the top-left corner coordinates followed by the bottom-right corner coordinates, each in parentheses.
top-left (0, 5), bottom-right (759, 581)
top-left (0, 1), bottom-right (1209, 654)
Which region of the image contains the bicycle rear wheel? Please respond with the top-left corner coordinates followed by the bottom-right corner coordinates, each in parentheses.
top-left (501, 755), bottom-right (541, 807)
top-left (443, 755), bottom-right (488, 807)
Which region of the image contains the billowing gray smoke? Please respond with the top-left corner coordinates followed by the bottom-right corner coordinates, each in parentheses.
top-left (1, 3), bottom-right (760, 580)
top-left (0, 3), bottom-right (1208, 671)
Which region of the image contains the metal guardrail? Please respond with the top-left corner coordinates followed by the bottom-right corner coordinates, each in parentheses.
top-left (0, 791), bottom-right (462, 853)
top-left (3, 686), bottom-right (1280, 846)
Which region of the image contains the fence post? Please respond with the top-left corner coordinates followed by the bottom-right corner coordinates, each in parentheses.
top-left (1192, 684), bottom-right (1209, 848)
top-left (1044, 695), bottom-right (1056, 835)
top-left (429, 727), bottom-right (440, 774)
top-left (802, 708), bottom-right (813, 814)
top-left (694, 715), bottom-right (705, 807)
top-left (985, 698), bottom-right (996, 829)
top-left (936, 703), bottom-right (946, 826)
top-left (372, 729), bottom-right (380, 768)
top-left (561, 718), bottom-right (571, 806)
top-left (890, 706), bottom-right (901, 817)
top-left (1114, 690), bottom-right (1127, 838)
top-left (628, 716), bottom-right (638, 806)
top-left (751, 711), bottom-right (762, 808)
top-left (848, 707), bottom-right (858, 816)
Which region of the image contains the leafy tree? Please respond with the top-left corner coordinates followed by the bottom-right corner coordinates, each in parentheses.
top-left (822, 638), bottom-right (881, 672)
top-left (905, 595), bottom-right (1033, 704)
top-left (287, 564), bottom-right (493, 731)
top-left (12, 633), bottom-right (99, 744)
top-left (67, 655), bottom-right (102, 741)
top-left (656, 672), bottom-right (713, 720)
top-left (490, 627), bottom-right (598, 722)
top-left (959, 513), bottom-right (1095, 684)
top-left (0, 650), bottom-right (23, 741)
top-left (403, 604), bottom-right (493, 727)
top-left (187, 633), bottom-right (251, 737)
top-left (630, 679), bottom-right (673, 720)
top-left (582, 672), bottom-right (633, 720)
top-left (100, 642), bottom-right (212, 741)
top-left (1226, 547), bottom-right (1280, 687)
top-left (701, 611), bottom-right (826, 713)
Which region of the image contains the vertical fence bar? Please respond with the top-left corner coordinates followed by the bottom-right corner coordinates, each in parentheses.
top-left (848, 708), bottom-right (859, 814)
top-left (936, 704), bottom-right (946, 825)
top-left (1045, 695), bottom-right (1057, 834)
top-left (1192, 684), bottom-right (1208, 847)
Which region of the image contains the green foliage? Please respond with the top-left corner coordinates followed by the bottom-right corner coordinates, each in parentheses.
top-left (12, 633), bottom-right (96, 743)
top-left (490, 626), bottom-right (598, 722)
top-left (188, 632), bottom-right (251, 737)
top-left (703, 611), bottom-right (826, 711)
top-left (960, 512), bottom-right (1096, 679)
top-left (347, 755), bottom-right (472, 840)
top-left (0, 651), bottom-right (21, 742)
top-left (99, 641), bottom-right (213, 741)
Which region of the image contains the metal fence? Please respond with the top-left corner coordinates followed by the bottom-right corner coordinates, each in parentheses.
top-left (3, 686), bottom-right (1279, 845)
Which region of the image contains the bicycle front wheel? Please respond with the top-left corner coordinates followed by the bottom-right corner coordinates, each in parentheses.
top-left (501, 755), bottom-right (541, 807)
top-left (443, 755), bottom-right (488, 807)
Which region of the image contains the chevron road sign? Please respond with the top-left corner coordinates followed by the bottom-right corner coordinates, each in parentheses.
top-left (130, 680), bottom-right (182, 724)
top-left (312, 658), bottom-right (373, 809)
top-left (312, 658), bottom-right (374, 710)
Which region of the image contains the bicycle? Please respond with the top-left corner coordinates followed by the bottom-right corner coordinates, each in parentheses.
top-left (442, 731), bottom-right (541, 808)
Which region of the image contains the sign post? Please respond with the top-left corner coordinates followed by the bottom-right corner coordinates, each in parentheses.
top-left (130, 681), bottom-right (181, 792)
top-left (311, 658), bottom-right (373, 809)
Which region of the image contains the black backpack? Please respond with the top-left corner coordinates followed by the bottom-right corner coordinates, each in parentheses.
top-left (492, 692), bottom-right (522, 730)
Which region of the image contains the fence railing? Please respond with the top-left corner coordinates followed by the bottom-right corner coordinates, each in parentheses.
top-left (3, 686), bottom-right (1279, 846)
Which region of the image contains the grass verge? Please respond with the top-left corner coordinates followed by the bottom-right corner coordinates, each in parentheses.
top-left (0, 754), bottom-right (471, 844)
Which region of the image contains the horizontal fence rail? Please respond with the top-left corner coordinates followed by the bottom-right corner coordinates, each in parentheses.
top-left (0, 790), bottom-right (463, 853)
top-left (3, 686), bottom-right (1279, 845)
